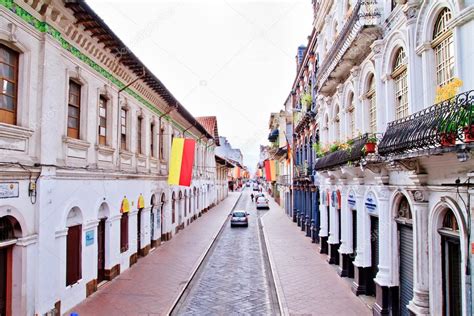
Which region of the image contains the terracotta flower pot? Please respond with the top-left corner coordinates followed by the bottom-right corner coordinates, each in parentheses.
top-left (365, 142), bottom-right (376, 154)
top-left (463, 125), bottom-right (474, 143)
top-left (440, 132), bottom-right (456, 146)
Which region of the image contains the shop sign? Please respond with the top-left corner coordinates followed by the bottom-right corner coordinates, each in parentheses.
top-left (85, 230), bottom-right (94, 246)
top-left (348, 192), bottom-right (356, 207)
top-left (365, 192), bottom-right (377, 214)
top-left (0, 182), bottom-right (19, 199)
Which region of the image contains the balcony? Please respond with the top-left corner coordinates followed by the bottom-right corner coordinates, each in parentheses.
top-left (278, 175), bottom-right (291, 185)
top-left (378, 90), bottom-right (474, 156)
top-left (268, 129), bottom-right (279, 142)
top-left (314, 134), bottom-right (369, 171)
top-left (295, 164), bottom-right (313, 177)
top-left (316, 1), bottom-right (382, 96)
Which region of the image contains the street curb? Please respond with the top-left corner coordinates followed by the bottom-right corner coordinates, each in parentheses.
top-left (166, 192), bottom-right (243, 316)
top-left (260, 205), bottom-right (290, 316)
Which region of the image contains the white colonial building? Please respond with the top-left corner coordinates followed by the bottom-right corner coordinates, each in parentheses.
top-left (292, 0), bottom-right (474, 315)
top-left (0, 0), bottom-right (219, 315)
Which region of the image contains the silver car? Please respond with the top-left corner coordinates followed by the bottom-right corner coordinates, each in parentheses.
top-left (230, 210), bottom-right (249, 227)
top-left (256, 196), bottom-right (269, 210)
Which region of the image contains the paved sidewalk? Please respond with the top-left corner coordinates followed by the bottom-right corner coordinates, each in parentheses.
top-left (70, 192), bottom-right (241, 316)
top-left (261, 197), bottom-right (370, 316)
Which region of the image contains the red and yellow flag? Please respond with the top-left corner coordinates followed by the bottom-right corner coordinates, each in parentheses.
top-left (121, 196), bottom-right (130, 213)
top-left (264, 160), bottom-right (276, 182)
top-left (168, 138), bottom-right (196, 187)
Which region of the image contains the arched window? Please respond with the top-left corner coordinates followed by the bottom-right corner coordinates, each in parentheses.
top-left (442, 210), bottom-right (459, 232)
top-left (392, 48), bottom-right (408, 119)
top-left (0, 44), bottom-right (19, 125)
top-left (366, 74), bottom-right (377, 133)
top-left (347, 92), bottom-right (355, 138)
top-left (0, 217), bottom-right (15, 242)
top-left (397, 196), bottom-right (412, 220)
top-left (334, 105), bottom-right (340, 141)
top-left (432, 8), bottom-right (454, 87)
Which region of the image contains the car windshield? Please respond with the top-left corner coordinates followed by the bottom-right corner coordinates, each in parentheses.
top-left (257, 197), bottom-right (266, 202)
top-left (232, 212), bottom-right (246, 217)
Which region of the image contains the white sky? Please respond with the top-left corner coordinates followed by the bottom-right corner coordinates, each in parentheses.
top-left (87, 0), bottom-right (313, 171)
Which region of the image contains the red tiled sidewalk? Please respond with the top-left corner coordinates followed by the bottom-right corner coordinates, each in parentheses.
top-left (70, 192), bottom-right (241, 316)
top-left (261, 197), bottom-right (370, 316)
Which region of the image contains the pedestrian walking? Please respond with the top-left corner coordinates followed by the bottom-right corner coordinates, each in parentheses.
top-left (250, 193), bottom-right (254, 202)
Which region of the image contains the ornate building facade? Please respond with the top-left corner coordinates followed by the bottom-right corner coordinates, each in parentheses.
top-left (0, 1), bottom-right (220, 315)
top-left (290, 0), bottom-right (474, 315)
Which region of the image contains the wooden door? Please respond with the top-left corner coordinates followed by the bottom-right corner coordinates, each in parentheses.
top-left (137, 209), bottom-right (142, 255)
top-left (0, 246), bottom-right (12, 316)
top-left (97, 219), bottom-right (106, 283)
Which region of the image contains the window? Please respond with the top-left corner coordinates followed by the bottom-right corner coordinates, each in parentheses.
top-left (120, 108), bottom-right (127, 150)
top-left (67, 81), bottom-right (81, 139)
top-left (66, 224), bottom-right (82, 286)
top-left (0, 45), bottom-right (18, 125)
top-left (159, 123), bottom-right (165, 160)
top-left (334, 106), bottom-right (340, 141)
top-left (98, 96), bottom-right (107, 146)
top-left (137, 116), bottom-right (142, 154)
top-left (366, 75), bottom-right (377, 133)
top-left (392, 48), bottom-right (408, 119)
top-left (433, 8), bottom-right (454, 87)
top-left (347, 93), bottom-right (355, 138)
top-left (150, 123), bottom-right (155, 157)
top-left (120, 213), bottom-right (129, 253)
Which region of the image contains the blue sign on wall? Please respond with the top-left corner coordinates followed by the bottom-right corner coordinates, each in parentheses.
top-left (85, 230), bottom-right (94, 247)
top-left (348, 192), bottom-right (356, 208)
top-left (365, 192), bottom-right (377, 215)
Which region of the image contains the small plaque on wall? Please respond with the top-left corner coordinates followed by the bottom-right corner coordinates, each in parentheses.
top-left (0, 182), bottom-right (19, 199)
top-left (85, 230), bottom-right (95, 247)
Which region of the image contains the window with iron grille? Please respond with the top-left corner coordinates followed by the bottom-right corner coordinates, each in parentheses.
top-left (98, 96), bottom-right (107, 146)
top-left (0, 45), bottom-right (18, 125)
top-left (159, 124), bottom-right (165, 160)
top-left (348, 93), bottom-right (355, 138)
top-left (393, 48), bottom-right (408, 119)
top-left (433, 8), bottom-right (454, 87)
top-left (68, 81), bottom-right (81, 139)
top-left (120, 108), bottom-right (127, 150)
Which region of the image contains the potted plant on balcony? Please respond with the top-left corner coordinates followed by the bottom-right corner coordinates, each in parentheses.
top-left (364, 134), bottom-right (377, 154)
top-left (439, 119), bottom-right (458, 146)
top-left (460, 103), bottom-right (474, 143)
top-left (301, 93), bottom-right (312, 110)
top-left (329, 141), bottom-right (340, 153)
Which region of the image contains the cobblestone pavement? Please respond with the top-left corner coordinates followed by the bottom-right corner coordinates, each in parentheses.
top-left (261, 196), bottom-right (370, 316)
top-left (69, 192), bottom-right (241, 316)
top-left (172, 189), bottom-right (280, 315)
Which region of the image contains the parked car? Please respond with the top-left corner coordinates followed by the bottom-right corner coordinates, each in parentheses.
top-left (253, 184), bottom-right (259, 191)
top-left (256, 196), bottom-right (269, 210)
top-left (255, 193), bottom-right (265, 200)
top-left (230, 210), bottom-right (249, 227)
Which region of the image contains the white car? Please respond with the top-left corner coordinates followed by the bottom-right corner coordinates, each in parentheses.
top-left (256, 196), bottom-right (269, 210)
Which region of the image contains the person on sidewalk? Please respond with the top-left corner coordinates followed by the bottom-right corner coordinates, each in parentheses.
top-left (250, 193), bottom-right (254, 202)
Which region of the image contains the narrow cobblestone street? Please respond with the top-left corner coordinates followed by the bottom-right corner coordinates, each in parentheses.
top-left (172, 188), bottom-right (279, 315)
top-left (69, 193), bottom-right (241, 316)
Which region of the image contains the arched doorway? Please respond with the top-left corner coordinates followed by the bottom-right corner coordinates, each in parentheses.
top-left (150, 195), bottom-right (157, 249)
top-left (178, 191), bottom-right (183, 231)
top-left (0, 216), bottom-right (21, 316)
top-left (439, 210), bottom-right (462, 315)
top-left (395, 195), bottom-right (413, 315)
top-left (65, 207), bottom-right (83, 287)
top-left (160, 193), bottom-right (166, 241)
top-left (97, 203), bottom-right (109, 284)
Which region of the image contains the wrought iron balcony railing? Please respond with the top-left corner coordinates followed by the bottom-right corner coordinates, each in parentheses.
top-left (314, 134), bottom-right (369, 171)
top-left (378, 90), bottom-right (474, 156)
top-left (294, 164), bottom-right (312, 177)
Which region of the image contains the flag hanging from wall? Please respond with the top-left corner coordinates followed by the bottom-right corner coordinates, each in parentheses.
top-left (264, 160), bottom-right (276, 182)
top-left (168, 138), bottom-right (196, 187)
top-left (121, 196), bottom-right (130, 213)
top-left (137, 194), bottom-right (145, 209)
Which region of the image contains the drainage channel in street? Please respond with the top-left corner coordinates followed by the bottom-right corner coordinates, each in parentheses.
top-left (170, 189), bottom-right (280, 315)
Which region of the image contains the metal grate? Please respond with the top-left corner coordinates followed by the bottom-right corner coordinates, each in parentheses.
top-left (378, 90), bottom-right (474, 155)
top-left (314, 134), bottom-right (369, 171)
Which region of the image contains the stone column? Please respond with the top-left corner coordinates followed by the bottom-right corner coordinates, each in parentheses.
top-left (408, 193), bottom-right (430, 314)
top-left (338, 186), bottom-right (352, 277)
top-left (328, 188), bottom-right (339, 265)
top-left (320, 187), bottom-right (329, 254)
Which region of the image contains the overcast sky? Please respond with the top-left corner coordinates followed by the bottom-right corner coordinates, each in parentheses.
top-left (87, 0), bottom-right (313, 171)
